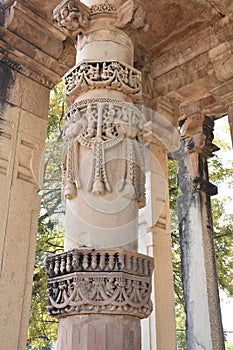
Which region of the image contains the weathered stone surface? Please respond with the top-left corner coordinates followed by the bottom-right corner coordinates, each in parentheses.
top-left (172, 114), bottom-right (225, 350)
top-left (57, 315), bottom-right (141, 350)
top-left (0, 97), bottom-right (47, 349)
top-left (1, 0), bottom-right (233, 349)
top-left (46, 248), bottom-right (154, 319)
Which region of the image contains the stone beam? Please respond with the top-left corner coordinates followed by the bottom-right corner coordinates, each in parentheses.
top-left (151, 16), bottom-right (233, 116)
top-left (0, 0), bottom-right (75, 88)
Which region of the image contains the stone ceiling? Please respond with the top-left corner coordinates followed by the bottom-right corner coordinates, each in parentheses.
top-left (1, 0), bottom-right (233, 122)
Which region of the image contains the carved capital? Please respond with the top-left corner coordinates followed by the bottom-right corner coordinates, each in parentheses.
top-left (53, 0), bottom-right (90, 37)
top-left (46, 249), bottom-right (154, 319)
top-left (169, 114), bottom-right (219, 195)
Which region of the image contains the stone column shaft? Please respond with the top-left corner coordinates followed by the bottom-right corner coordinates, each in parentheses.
top-left (0, 61), bottom-right (49, 349)
top-left (49, 1), bottom-right (154, 349)
top-left (143, 134), bottom-right (177, 350)
top-left (172, 113), bottom-right (225, 350)
top-left (0, 1), bottom-right (74, 347)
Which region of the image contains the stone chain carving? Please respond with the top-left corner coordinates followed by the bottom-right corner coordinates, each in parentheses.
top-left (46, 249), bottom-right (154, 319)
top-left (46, 249), bottom-right (154, 277)
top-left (64, 60), bottom-right (142, 100)
top-left (90, 3), bottom-right (117, 15)
top-left (62, 98), bottom-right (145, 207)
top-left (53, 0), bottom-right (90, 36)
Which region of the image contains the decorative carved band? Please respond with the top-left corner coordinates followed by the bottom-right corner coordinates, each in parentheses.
top-left (46, 249), bottom-right (154, 319)
top-left (65, 98), bottom-right (143, 144)
top-left (46, 249), bottom-right (154, 277)
top-left (64, 60), bottom-right (142, 100)
top-left (90, 3), bottom-right (117, 15)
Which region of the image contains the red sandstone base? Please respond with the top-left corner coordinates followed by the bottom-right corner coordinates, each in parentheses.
top-left (57, 315), bottom-right (141, 350)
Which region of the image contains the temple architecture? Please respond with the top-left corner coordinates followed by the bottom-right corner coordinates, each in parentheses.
top-left (0, 0), bottom-right (233, 349)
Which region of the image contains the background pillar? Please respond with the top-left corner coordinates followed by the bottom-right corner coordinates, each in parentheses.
top-left (0, 1), bottom-right (74, 347)
top-left (0, 60), bottom-right (49, 349)
top-left (171, 113), bottom-right (225, 350)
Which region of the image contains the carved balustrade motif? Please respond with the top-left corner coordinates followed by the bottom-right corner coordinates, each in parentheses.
top-left (46, 249), bottom-right (154, 277)
top-left (46, 249), bottom-right (154, 319)
top-left (64, 60), bottom-right (142, 100)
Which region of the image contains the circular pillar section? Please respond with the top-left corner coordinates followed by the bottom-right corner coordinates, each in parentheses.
top-left (57, 315), bottom-right (141, 350)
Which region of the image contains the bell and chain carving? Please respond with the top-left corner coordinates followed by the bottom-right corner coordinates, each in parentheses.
top-left (64, 60), bottom-right (142, 99)
top-left (62, 98), bottom-right (145, 207)
top-left (46, 249), bottom-right (154, 319)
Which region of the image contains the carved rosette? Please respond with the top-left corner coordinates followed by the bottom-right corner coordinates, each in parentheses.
top-left (64, 60), bottom-right (142, 101)
top-left (46, 249), bottom-right (154, 319)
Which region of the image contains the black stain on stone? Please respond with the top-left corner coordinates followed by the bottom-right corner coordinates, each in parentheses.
top-left (0, 60), bottom-right (16, 135)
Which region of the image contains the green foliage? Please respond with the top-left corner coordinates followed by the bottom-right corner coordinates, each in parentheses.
top-left (226, 343), bottom-right (233, 350)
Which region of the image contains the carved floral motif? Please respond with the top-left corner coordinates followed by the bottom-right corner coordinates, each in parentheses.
top-left (46, 249), bottom-right (154, 319)
top-left (53, 0), bottom-right (90, 36)
top-left (62, 98), bottom-right (145, 207)
top-left (64, 61), bottom-right (142, 100)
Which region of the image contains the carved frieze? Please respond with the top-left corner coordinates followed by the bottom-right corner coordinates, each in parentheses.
top-left (64, 98), bottom-right (144, 145)
top-left (53, 0), bottom-right (90, 37)
top-left (46, 249), bottom-right (154, 319)
top-left (64, 60), bottom-right (142, 100)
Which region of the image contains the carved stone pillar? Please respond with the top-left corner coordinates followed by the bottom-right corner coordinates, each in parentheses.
top-left (53, 0), bottom-right (145, 251)
top-left (48, 0), bottom-right (154, 349)
top-left (171, 112), bottom-right (225, 350)
top-left (0, 2), bottom-right (74, 348)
